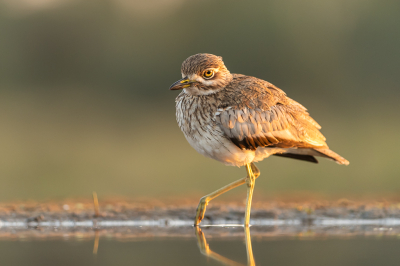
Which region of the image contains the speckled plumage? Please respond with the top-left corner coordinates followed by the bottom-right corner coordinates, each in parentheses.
top-left (172, 53), bottom-right (349, 167)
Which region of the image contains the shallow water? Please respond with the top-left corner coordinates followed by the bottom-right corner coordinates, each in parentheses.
top-left (1, 227), bottom-right (400, 266)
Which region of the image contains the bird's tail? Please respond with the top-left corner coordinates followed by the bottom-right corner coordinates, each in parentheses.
top-left (314, 148), bottom-right (349, 165)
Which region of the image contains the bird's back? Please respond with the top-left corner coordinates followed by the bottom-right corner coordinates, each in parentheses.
top-left (218, 74), bottom-right (327, 147)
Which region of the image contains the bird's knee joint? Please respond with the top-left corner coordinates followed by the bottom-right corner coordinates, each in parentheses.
top-left (246, 177), bottom-right (255, 187)
top-left (250, 163), bottom-right (260, 179)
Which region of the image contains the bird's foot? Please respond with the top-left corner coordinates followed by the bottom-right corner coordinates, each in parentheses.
top-left (195, 196), bottom-right (209, 226)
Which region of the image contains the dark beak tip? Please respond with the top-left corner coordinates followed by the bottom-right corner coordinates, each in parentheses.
top-left (169, 77), bottom-right (190, 91)
top-left (169, 84), bottom-right (181, 90)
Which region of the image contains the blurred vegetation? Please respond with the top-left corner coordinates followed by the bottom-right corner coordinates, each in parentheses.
top-left (0, 0), bottom-right (399, 201)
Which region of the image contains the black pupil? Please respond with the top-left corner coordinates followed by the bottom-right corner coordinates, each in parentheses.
top-left (206, 71), bottom-right (211, 76)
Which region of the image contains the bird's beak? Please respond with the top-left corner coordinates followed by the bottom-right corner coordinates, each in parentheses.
top-left (169, 77), bottom-right (196, 90)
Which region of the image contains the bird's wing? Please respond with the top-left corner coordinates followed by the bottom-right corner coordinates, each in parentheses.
top-left (215, 79), bottom-right (328, 151)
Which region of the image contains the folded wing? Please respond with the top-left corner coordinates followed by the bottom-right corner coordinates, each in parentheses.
top-left (216, 103), bottom-right (328, 151)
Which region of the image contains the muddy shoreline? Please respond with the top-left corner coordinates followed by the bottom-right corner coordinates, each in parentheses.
top-left (1, 199), bottom-right (400, 239)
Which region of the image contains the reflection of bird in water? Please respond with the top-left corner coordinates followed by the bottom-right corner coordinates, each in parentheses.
top-left (170, 53), bottom-right (349, 226)
top-left (195, 226), bottom-right (254, 266)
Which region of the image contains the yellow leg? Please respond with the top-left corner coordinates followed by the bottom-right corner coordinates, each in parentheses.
top-left (195, 177), bottom-right (246, 225)
top-left (244, 164), bottom-right (256, 227)
top-left (195, 163), bottom-right (260, 226)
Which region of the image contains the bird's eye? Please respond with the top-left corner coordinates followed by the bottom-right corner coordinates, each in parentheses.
top-left (203, 69), bottom-right (215, 79)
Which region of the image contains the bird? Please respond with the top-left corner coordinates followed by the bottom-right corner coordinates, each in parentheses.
top-left (169, 53), bottom-right (349, 226)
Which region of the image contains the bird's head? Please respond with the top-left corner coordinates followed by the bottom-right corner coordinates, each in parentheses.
top-left (169, 53), bottom-right (232, 95)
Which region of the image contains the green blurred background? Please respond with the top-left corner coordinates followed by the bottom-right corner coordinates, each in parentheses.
top-left (0, 0), bottom-right (399, 201)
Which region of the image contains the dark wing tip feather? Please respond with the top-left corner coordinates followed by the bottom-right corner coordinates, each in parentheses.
top-left (274, 153), bottom-right (319, 163)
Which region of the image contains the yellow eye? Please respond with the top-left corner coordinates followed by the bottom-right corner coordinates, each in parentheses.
top-left (203, 69), bottom-right (214, 79)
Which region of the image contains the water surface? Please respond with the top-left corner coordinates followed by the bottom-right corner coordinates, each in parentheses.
top-left (1, 226), bottom-right (400, 266)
